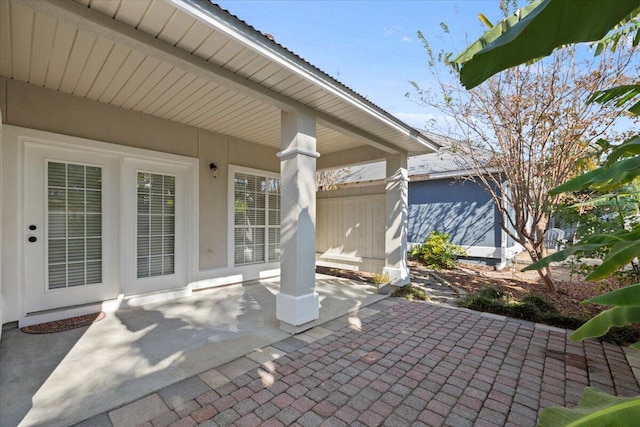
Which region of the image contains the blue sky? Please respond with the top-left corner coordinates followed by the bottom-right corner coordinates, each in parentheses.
top-left (215, 1), bottom-right (499, 129)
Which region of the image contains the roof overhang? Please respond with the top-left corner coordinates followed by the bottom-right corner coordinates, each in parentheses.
top-left (1, 0), bottom-right (438, 157)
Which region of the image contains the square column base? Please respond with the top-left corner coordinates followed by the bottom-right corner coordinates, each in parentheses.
top-left (276, 291), bottom-right (319, 332)
top-left (279, 320), bottom-right (316, 334)
top-left (383, 266), bottom-right (410, 287)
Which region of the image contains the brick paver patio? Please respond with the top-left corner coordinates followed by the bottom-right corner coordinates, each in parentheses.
top-left (76, 299), bottom-right (640, 427)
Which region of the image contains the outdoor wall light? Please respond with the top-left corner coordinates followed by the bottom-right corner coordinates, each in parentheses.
top-left (210, 162), bottom-right (218, 179)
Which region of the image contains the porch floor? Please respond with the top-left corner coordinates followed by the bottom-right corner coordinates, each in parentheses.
top-left (0, 274), bottom-right (383, 427)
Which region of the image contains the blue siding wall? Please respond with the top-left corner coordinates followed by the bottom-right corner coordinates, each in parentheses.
top-left (408, 178), bottom-right (500, 248)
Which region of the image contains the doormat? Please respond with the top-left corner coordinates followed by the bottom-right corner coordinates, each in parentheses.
top-left (20, 312), bottom-right (106, 334)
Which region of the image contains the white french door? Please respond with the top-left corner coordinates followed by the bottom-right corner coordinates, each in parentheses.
top-left (23, 143), bottom-right (119, 314)
top-left (22, 138), bottom-right (193, 315)
top-left (121, 159), bottom-right (189, 296)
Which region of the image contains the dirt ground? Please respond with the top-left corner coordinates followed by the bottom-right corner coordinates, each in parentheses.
top-left (432, 259), bottom-right (630, 319)
top-left (317, 260), bottom-right (633, 320)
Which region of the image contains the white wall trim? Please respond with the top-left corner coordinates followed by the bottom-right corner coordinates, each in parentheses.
top-left (317, 194), bottom-right (385, 203)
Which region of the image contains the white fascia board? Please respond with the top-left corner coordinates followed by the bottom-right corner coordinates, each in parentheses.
top-left (410, 167), bottom-right (503, 182)
top-left (170, 0), bottom-right (439, 154)
top-left (333, 167), bottom-right (502, 188)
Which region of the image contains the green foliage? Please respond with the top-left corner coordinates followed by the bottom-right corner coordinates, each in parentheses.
top-left (372, 271), bottom-right (391, 285)
top-left (571, 306), bottom-right (640, 349)
top-left (409, 231), bottom-right (466, 270)
top-left (458, 293), bottom-right (505, 314)
top-left (537, 387), bottom-right (640, 427)
top-left (476, 286), bottom-right (504, 300)
top-left (451, 0), bottom-right (640, 89)
top-left (524, 230), bottom-right (640, 281)
top-left (390, 285), bottom-right (430, 301)
top-left (589, 85), bottom-right (640, 116)
top-left (521, 294), bottom-right (558, 314)
top-left (541, 313), bottom-right (585, 330)
top-left (460, 287), bottom-right (561, 324)
top-left (551, 157), bottom-right (640, 194)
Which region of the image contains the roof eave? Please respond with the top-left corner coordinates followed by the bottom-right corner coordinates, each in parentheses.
top-left (170, 0), bottom-right (438, 154)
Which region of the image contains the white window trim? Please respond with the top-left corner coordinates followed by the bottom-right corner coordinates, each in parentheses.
top-left (227, 165), bottom-right (281, 269)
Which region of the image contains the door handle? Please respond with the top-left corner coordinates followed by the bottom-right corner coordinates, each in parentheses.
top-left (29, 225), bottom-right (37, 230)
top-left (28, 236), bottom-right (37, 243)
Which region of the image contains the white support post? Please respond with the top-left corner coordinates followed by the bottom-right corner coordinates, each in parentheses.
top-left (276, 110), bottom-right (320, 333)
top-left (384, 153), bottom-right (410, 287)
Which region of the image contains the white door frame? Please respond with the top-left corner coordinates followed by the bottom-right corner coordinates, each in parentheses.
top-left (14, 127), bottom-right (198, 325)
top-left (121, 158), bottom-right (192, 298)
top-left (23, 142), bottom-right (121, 314)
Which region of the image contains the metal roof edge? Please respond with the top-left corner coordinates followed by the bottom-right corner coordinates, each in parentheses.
top-left (170, 0), bottom-right (438, 152)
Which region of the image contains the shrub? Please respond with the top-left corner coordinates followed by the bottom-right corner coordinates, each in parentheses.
top-left (520, 294), bottom-right (557, 314)
top-left (540, 313), bottom-right (585, 330)
top-left (409, 231), bottom-right (466, 269)
top-left (459, 294), bottom-right (504, 313)
top-left (476, 286), bottom-right (504, 300)
top-left (391, 285), bottom-right (430, 301)
top-left (506, 302), bottom-right (542, 321)
top-left (372, 271), bottom-right (391, 285)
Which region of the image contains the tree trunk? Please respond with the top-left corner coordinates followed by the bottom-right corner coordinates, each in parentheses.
top-left (524, 242), bottom-right (557, 292)
top-left (536, 265), bottom-right (556, 293)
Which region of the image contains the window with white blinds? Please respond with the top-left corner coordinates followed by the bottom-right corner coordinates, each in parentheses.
top-left (234, 172), bottom-right (281, 266)
top-left (47, 162), bottom-right (102, 289)
top-left (137, 172), bottom-right (175, 278)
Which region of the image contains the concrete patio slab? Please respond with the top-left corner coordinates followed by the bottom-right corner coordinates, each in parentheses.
top-left (74, 299), bottom-right (640, 427)
top-left (0, 276), bottom-right (383, 427)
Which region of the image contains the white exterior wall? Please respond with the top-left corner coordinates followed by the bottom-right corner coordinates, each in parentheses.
top-left (316, 187), bottom-right (386, 274)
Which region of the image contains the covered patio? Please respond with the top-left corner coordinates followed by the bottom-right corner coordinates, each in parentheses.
top-left (0, 274), bottom-right (384, 427)
top-left (0, 0), bottom-right (437, 335)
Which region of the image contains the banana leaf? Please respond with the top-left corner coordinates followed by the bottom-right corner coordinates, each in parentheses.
top-left (537, 387), bottom-right (640, 426)
top-left (523, 244), bottom-right (613, 272)
top-left (569, 306), bottom-right (640, 348)
top-left (586, 240), bottom-right (640, 281)
top-left (524, 230), bottom-right (640, 272)
top-left (588, 85), bottom-right (640, 116)
top-left (452, 0), bottom-right (640, 89)
top-left (585, 283), bottom-right (640, 306)
top-left (550, 157), bottom-right (640, 194)
top-left (606, 136), bottom-right (640, 165)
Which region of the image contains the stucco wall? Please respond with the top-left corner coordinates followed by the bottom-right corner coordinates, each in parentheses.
top-left (3, 78), bottom-right (198, 157)
top-left (408, 178), bottom-right (500, 248)
top-left (197, 132), bottom-right (279, 270)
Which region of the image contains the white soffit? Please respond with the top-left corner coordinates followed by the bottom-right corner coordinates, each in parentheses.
top-left (1, 0), bottom-right (437, 155)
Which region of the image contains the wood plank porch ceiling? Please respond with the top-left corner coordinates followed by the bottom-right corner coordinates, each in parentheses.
top-left (0, 0), bottom-right (436, 156)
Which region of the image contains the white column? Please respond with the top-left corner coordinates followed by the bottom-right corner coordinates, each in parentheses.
top-left (384, 153), bottom-right (410, 286)
top-left (276, 110), bottom-right (319, 333)
top-left (0, 108), bottom-right (3, 341)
